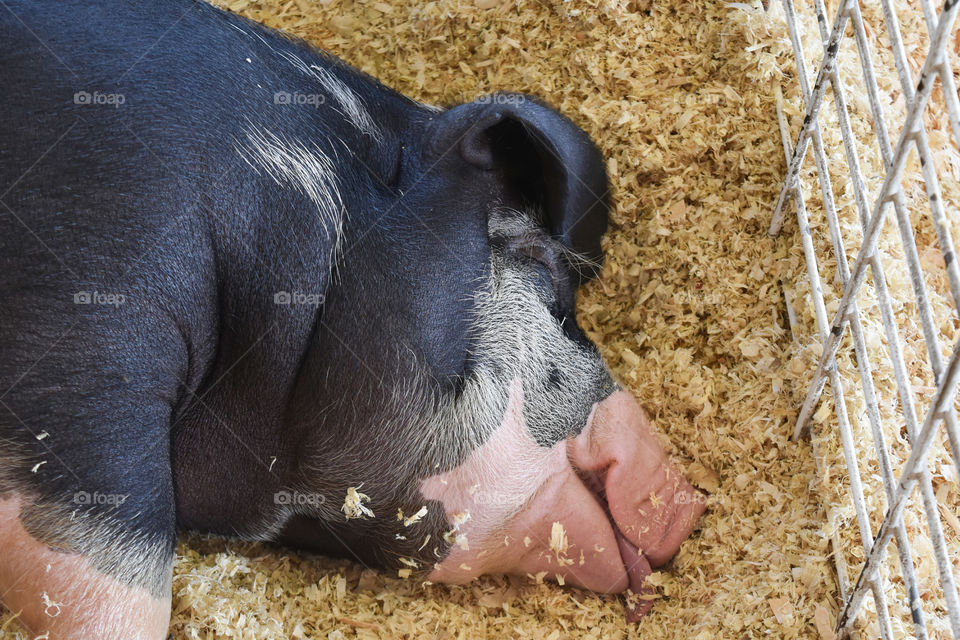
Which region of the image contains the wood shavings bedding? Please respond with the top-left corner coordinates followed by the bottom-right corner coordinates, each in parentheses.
top-left (2, 0), bottom-right (956, 638)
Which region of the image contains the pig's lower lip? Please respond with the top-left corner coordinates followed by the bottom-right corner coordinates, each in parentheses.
top-left (580, 468), bottom-right (653, 621)
top-left (613, 528), bottom-right (654, 622)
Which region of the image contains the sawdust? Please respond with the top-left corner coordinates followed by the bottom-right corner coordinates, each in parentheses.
top-left (342, 486), bottom-right (375, 521)
top-left (1, 0), bottom-right (957, 638)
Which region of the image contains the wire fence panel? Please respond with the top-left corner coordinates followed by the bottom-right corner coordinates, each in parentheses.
top-left (770, 0), bottom-right (960, 636)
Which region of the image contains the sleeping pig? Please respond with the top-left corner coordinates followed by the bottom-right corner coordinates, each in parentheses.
top-left (0, 1), bottom-right (706, 637)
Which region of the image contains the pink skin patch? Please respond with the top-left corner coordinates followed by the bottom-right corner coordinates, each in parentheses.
top-left (0, 495), bottom-right (171, 640)
top-left (421, 379), bottom-right (705, 621)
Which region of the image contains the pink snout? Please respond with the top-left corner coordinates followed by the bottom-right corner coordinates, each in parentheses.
top-left (423, 384), bottom-right (706, 621)
top-left (568, 390), bottom-right (707, 618)
top-left (570, 391), bottom-right (706, 568)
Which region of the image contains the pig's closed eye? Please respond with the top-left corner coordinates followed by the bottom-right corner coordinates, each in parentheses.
top-left (501, 234), bottom-right (581, 326)
top-left (505, 238), bottom-right (566, 293)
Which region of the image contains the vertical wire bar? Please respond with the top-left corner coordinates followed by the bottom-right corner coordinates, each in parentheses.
top-left (774, 0), bottom-right (960, 634)
top-left (876, 0), bottom-right (960, 318)
top-left (775, 78), bottom-right (871, 618)
top-left (837, 334), bottom-right (960, 634)
top-left (773, 4), bottom-right (896, 634)
top-left (801, 5), bottom-right (924, 634)
top-left (769, 0), bottom-right (853, 237)
top-left (828, 4), bottom-right (960, 627)
top-left (918, 0), bottom-right (960, 151)
top-left (811, 0), bottom-right (829, 42)
top-left (874, 0), bottom-right (960, 492)
top-left (775, 91), bottom-right (854, 606)
top-left (791, 0), bottom-right (960, 439)
top-left (776, 86), bottom-right (858, 606)
top-left (863, 0), bottom-right (960, 490)
top-left (827, 361), bottom-right (896, 640)
top-left (858, 3), bottom-right (960, 633)
top-left (860, 5), bottom-right (946, 403)
top-left (914, 137), bottom-right (960, 319)
top-left (784, 148), bottom-right (897, 640)
top-left (814, 92), bottom-right (931, 637)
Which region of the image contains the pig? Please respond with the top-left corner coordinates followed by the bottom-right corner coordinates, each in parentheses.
top-left (0, 1), bottom-right (706, 638)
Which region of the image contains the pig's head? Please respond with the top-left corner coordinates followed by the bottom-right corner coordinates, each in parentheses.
top-left (277, 94), bottom-right (705, 618)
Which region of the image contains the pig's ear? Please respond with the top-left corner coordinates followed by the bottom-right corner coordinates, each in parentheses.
top-left (431, 94), bottom-right (610, 282)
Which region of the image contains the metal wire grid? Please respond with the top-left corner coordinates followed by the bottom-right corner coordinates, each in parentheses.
top-left (768, 0), bottom-right (960, 636)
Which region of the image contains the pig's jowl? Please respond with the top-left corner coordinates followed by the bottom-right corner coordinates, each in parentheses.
top-left (0, 1), bottom-right (706, 637)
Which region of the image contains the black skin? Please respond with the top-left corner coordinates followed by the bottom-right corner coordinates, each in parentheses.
top-left (0, 0), bottom-right (610, 592)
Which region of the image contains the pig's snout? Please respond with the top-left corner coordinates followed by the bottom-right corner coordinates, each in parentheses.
top-left (570, 391), bottom-right (707, 619)
top-left (569, 391), bottom-right (706, 568)
top-left (422, 384), bottom-right (705, 620)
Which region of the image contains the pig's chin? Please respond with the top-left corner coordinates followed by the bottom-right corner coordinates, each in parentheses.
top-left (422, 469), bottom-right (654, 621)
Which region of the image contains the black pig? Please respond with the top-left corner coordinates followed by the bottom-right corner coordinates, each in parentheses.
top-left (0, 2), bottom-right (705, 637)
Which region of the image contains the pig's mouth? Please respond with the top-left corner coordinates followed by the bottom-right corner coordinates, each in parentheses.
top-left (613, 528), bottom-right (655, 620)
top-left (422, 386), bottom-right (706, 623)
top-left (580, 468), bottom-right (655, 621)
